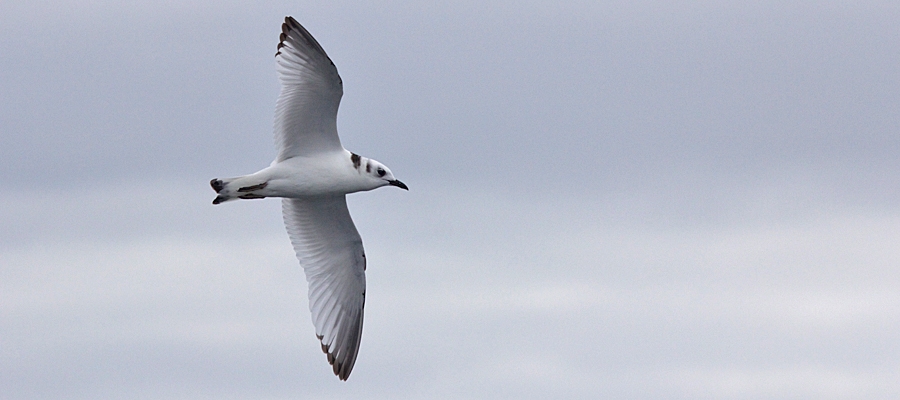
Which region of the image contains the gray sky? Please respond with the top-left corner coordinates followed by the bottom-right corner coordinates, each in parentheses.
top-left (2, 1), bottom-right (899, 399)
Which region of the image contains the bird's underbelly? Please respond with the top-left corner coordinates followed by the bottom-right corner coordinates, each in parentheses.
top-left (254, 159), bottom-right (364, 197)
top-left (262, 177), bottom-right (364, 197)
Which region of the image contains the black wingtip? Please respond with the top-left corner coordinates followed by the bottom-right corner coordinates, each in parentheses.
top-left (316, 334), bottom-right (353, 381)
top-left (274, 15), bottom-right (336, 67)
top-left (276, 17), bottom-right (301, 56)
top-left (283, 16), bottom-right (300, 36)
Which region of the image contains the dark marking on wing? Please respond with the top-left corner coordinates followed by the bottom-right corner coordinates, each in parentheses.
top-left (275, 15), bottom-right (340, 83)
top-left (315, 333), bottom-right (346, 379)
top-left (317, 334), bottom-right (328, 353)
top-left (237, 182), bottom-right (268, 192)
top-left (238, 193), bottom-right (266, 200)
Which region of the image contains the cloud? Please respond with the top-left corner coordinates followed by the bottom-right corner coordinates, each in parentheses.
top-left (2, 1), bottom-right (900, 398)
top-left (3, 176), bottom-right (900, 398)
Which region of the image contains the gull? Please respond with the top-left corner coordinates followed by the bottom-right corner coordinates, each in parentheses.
top-left (210, 16), bottom-right (407, 381)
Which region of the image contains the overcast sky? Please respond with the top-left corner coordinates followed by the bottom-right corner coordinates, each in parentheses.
top-left (2, 1), bottom-right (899, 399)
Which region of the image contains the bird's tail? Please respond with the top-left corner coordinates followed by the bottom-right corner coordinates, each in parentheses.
top-left (209, 177), bottom-right (268, 204)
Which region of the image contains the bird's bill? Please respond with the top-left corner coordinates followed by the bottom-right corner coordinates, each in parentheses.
top-left (388, 180), bottom-right (409, 190)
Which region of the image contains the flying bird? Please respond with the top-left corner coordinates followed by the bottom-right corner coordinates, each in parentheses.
top-left (210, 16), bottom-right (407, 380)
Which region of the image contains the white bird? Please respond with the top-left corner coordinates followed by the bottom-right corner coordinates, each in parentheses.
top-left (210, 16), bottom-right (407, 381)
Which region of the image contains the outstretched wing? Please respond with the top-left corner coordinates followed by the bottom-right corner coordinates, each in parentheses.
top-left (273, 16), bottom-right (344, 161)
top-left (282, 197), bottom-right (366, 380)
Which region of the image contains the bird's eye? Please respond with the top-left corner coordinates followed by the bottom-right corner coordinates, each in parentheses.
top-left (377, 167), bottom-right (386, 177)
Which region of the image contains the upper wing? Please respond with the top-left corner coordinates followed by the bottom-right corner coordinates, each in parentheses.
top-left (282, 197), bottom-right (366, 380)
top-left (273, 16), bottom-right (344, 161)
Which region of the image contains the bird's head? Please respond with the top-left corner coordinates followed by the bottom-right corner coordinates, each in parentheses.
top-left (365, 159), bottom-right (408, 190)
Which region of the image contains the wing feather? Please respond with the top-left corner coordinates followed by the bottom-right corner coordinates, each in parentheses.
top-left (282, 197), bottom-right (366, 381)
top-left (273, 16), bottom-right (344, 161)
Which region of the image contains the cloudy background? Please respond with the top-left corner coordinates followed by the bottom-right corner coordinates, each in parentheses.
top-left (2, 1), bottom-right (899, 398)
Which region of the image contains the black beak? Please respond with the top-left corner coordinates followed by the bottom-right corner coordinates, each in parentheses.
top-left (388, 180), bottom-right (409, 190)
